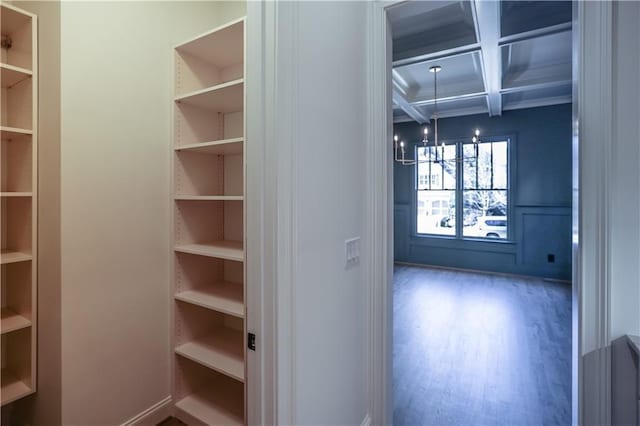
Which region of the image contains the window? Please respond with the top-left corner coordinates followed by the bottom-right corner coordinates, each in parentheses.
top-left (416, 139), bottom-right (509, 239)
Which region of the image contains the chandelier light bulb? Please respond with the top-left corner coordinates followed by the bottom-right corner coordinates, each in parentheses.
top-left (472, 136), bottom-right (477, 143)
top-left (394, 135), bottom-right (398, 142)
top-left (424, 128), bottom-right (428, 135)
top-left (475, 128), bottom-right (480, 137)
top-left (400, 141), bottom-right (404, 148)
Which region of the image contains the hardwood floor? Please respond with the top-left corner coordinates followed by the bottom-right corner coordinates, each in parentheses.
top-left (393, 265), bottom-right (572, 426)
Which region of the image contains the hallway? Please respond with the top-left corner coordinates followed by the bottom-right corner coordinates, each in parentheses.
top-left (393, 265), bottom-right (571, 425)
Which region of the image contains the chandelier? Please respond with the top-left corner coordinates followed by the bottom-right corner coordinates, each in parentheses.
top-left (393, 65), bottom-right (480, 165)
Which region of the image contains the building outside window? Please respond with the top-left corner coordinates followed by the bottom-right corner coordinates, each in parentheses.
top-left (416, 139), bottom-right (509, 239)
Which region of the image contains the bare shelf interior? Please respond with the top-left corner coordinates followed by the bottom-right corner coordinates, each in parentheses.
top-left (175, 78), bottom-right (243, 113)
top-left (1, 135), bottom-right (32, 192)
top-left (1, 197), bottom-right (32, 255)
top-left (1, 76), bottom-right (32, 130)
top-left (0, 4), bottom-right (33, 70)
top-left (174, 357), bottom-right (244, 426)
top-left (174, 200), bottom-right (243, 254)
top-left (175, 18), bottom-right (244, 71)
top-left (175, 253), bottom-right (244, 317)
top-left (174, 302), bottom-right (244, 380)
top-left (1, 327), bottom-right (33, 406)
top-left (1, 261), bottom-right (32, 334)
top-left (1, 63), bottom-right (32, 88)
top-left (174, 106), bottom-right (242, 147)
top-left (174, 18), bottom-right (244, 96)
top-left (175, 327), bottom-right (244, 382)
top-left (175, 151), bottom-right (243, 197)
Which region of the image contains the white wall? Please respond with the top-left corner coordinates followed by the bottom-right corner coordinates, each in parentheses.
top-left (60, 2), bottom-right (244, 424)
top-left (272, 2), bottom-right (369, 424)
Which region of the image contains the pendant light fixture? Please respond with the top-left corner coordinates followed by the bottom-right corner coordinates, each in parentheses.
top-left (393, 65), bottom-right (481, 165)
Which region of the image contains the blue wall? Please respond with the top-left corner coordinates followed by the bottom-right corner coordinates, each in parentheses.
top-left (394, 104), bottom-right (572, 280)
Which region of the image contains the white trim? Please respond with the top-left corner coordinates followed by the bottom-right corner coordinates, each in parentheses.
top-left (577, 2), bottom-right (614, 424)
top-left (120, 396), bottom-right (172, 426)
top-left (367, 2), bottom-right (396, 425)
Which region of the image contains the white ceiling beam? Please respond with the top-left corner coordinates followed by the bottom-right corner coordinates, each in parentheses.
top-left (411, 91), bottom-right (487, 107)
top-left (392, 69), bottom-right (429, 124)
top-left (392, 43), bottom-right (480, 68)
top-left (499, 22), bottom-right (572, 47)
top-left (473, 0), bottom-right (502, 116)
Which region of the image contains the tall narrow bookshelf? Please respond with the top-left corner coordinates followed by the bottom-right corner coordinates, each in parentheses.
top-left (172, 17), bottom-right (247, 425)
top-left (0, 2), bottom-right (37, 406)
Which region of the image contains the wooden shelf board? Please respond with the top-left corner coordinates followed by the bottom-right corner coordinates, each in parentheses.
top-left (175, 138), bottom-right (244, 155)
top-left (0, 192), bottom-right (32, 197)
top-left (175, 386), bottom-right (244, 426)
top-left (0, 126), bottom-right (32, 142)
top-left (1, 308), bottom-right (31, 335)
top-left (1, 368), bottom-right (32, 407)
top-left (175, 328), bottom-right (244, 382)
top-left (1, 63), bottom-right (32, 88)
top-left (0, 250), bottom-right (32, 265)
top-left (175, 78), bottom-right (243, 113)
top-left (174, 242), bottom-right (244, 262)
top-left (174, 17), bottom-right (244, 69)
top-left (174, 195), bottom-right (244, 201)
top-left (175, 283), bottom-right (244, 318)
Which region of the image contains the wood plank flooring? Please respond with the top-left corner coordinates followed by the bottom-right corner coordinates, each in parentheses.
top-left (393, 265), bottom-right (572, 426)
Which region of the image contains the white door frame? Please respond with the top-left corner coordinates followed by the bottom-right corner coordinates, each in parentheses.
top-left (364, 1), bottom-right (614, 425)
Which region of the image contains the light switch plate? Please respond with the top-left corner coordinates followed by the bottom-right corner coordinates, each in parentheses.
top-left (345, 237), bottom-right (361, 267)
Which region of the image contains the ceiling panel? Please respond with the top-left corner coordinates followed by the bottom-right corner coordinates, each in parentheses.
top-left (395, 52), bottom-right (485, 102)
top-left (416, 95), bottom-right (488, 120)
top-left (500, 1), bottom-right (572, 37)
top-left (389, 1), bottom-right (477, 62)
top-left (502, 83), bottom-right (571, 110)
top-left (502, 31), bottom-right (572, 88)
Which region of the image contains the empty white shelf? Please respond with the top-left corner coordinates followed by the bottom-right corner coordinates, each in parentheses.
top-left (1, 63), bottom-right (32, 88)
top-left (0, 250), bottom-right (32, 265)
top-left (1, 308), bottom-right (31, 335)
top-left (175, 328), bottom-right (244, 382)
top-left (175, 18), bottom-right (244, 69)
top-left (0, 126), bottom-right (32, 142)
top-left (175, 78), bottom-right (243, 113)
top-left (175, 283), bottom-right (244, 318)
top-left (175, 195), bottom-right (243, 201)
top-left (175, 386), bottom-right (243, 426)
top-left (174, 242), bottom-right (244, 262)
top-left (175, 138), bottom-right (244, 155)
top-left (0, 192), bottom-right (32, 197)
top-left (1, 368), bottom-right (32, 406)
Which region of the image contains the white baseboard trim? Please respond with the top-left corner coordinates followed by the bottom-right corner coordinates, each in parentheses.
top-left (121, 396), bottom-right (173, 426)
top-left (361, 413), bottom-right (372, 426)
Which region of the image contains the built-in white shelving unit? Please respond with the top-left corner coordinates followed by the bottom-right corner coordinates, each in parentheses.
top-left (0, 2), bottom-right (37, 407)
top-left (172, 17), bottom-right (247, 425)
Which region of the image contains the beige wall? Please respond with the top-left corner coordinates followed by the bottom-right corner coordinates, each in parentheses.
top-left (60, 2), bottom-right (244, 424)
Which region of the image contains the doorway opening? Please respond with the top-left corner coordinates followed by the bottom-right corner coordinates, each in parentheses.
top-left (387, 1), bottom-right (575, 423)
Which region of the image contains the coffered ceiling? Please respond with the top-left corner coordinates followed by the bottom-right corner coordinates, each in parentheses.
top-left (389, 1), bottom-right (573, 123)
